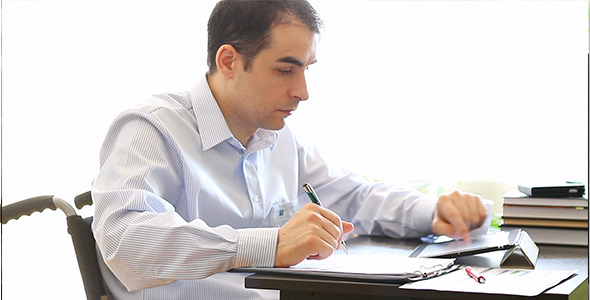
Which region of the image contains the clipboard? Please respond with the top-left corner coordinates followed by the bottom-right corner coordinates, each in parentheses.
top-left (230, 255), bottom-right (458, 283)
top-left (409, 229), bottom-right (539, 268)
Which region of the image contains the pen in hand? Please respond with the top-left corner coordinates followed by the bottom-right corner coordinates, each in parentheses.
top-left (303, 183), bottom-right (350, 255)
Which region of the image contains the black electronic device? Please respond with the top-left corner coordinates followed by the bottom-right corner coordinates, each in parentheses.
top-left (518, 182), bottom-right (585, 198)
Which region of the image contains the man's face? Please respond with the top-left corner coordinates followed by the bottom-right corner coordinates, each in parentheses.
top-left (230, 19), bottom-right (318, 133)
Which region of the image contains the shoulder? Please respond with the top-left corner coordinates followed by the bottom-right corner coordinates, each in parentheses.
top-left (102, 90), bottom-right (199, 151)
top-left (136, 91), bottom-right (193, 117)
top-left (112, 91), bottom-right (195, 128)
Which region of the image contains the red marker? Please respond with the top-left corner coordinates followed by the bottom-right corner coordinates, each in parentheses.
top-left (465, 266), bottom-right (486, 284)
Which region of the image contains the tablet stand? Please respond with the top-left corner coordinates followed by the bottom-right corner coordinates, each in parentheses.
top-left (500, 229), bottom-right (539, 268)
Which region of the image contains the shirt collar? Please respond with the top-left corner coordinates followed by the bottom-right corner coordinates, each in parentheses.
top-left (191, 76), bottom-right (234, 151)
top-left (191, 76), bottom-right (279, 151)
top-left (249, 128), bottom-right (279, 152)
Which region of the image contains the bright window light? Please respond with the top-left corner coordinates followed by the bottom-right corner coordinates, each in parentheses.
top-left (2, 1), bottom-right (588, 299)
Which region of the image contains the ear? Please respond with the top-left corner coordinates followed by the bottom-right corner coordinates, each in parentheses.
top-left (215, 44), bottom-right (242, 79)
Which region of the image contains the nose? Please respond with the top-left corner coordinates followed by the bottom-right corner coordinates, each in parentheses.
top-left (291, 73), bottom-right (309, 101)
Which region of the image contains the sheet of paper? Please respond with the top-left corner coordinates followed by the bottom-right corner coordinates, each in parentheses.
top-left (400, 265), bottom-right (576, 297)
top-left (290, 254), bottom-right (454, 275)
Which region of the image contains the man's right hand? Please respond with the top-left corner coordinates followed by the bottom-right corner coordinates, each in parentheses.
top-left (274, 203), bottom-right (354, 267)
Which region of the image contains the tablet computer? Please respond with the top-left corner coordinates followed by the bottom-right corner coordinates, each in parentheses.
top-left (410, 229), bottom-right (522, 258)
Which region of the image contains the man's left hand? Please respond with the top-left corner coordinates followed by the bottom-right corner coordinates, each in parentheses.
top-left (431, 190), bottom-right (487, 240)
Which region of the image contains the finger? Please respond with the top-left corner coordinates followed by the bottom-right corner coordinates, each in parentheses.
top-left (334, 221), bottom-right (354, 250)
top-left (306, 223), bottom-right (341, 259)
top-left (432, 217), bottom-right (456, 237)
top-left (442, 191), bottom-right (490, 237)
top-left (276, 206), bottom-right (337, 267)
top-left (314, 221), bottom-right (341, 251)
top-left (317, 206), bottom-right (345, 235)
top-left (342, 221), bottom-right (354, 234)
top-left (307, 204), bottom-right (346, 245)
top-left (446, 191), bottom-right (473, 220)
top-left (459, 194), bottom-right (486, 230)
top-left (276, 225), bottom-right (336, 267)
top-left (303, 210), bottom-right (341, 250)
top-left (472, 198), bottom-right (488, 229)
top-left (437, 200), bottom-right (470, 239)
top-left (301, 203), bottom-right (352, 251)
top-left (307, 254), bottom-right (321, 260)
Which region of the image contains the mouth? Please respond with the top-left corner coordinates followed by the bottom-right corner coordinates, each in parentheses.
top-left (278, 109), bottom-right (295, 117)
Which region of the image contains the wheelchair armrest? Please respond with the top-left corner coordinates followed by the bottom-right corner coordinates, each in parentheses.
top-left (74, 191), bottom-right (93, 210)
top-left (2, 196), bottom-right (77, 224)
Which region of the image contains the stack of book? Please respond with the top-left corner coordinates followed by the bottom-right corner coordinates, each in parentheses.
top-left (501, 190), bottom-right (588, 246)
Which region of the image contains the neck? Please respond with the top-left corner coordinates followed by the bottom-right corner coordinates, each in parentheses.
top-left (207, 72), bottom-right (255, 147)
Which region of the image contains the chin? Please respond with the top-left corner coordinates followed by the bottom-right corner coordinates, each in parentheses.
top-left (265, 120), bottom-right (286, 131)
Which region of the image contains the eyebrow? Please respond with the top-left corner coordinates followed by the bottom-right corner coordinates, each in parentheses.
top-left (276, 56), bottom-right (317, 67)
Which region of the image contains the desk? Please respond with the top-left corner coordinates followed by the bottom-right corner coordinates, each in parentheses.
top-left (244, 235), bottom-right (588, 300)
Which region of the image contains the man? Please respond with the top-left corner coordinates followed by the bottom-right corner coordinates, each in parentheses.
top-left (92, 0), bottom-right (487, 299)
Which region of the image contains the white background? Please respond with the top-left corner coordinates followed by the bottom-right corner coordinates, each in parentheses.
top-left (2, 0), bottom-right (588, 299)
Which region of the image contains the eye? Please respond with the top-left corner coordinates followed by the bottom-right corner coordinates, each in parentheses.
top-left (278, 68), bottom-right (293, 75)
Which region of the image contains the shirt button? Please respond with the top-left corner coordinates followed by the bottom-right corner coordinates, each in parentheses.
top-left (254, 195), bottom-right (260, 203)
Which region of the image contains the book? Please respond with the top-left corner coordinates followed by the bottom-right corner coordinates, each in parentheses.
top-left (502, 217), bottom-right (588, 229)
top-left (501, 187), bottom-right (589, 246)
top-left (503, 191), bottom-right (588, 207)
top-left (503, 205), bottom-right (588, 220)
top-left (502, 226), bottom-right (588, 246)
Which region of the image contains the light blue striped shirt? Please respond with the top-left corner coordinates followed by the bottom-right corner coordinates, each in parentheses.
top-left (92, 76), bottom-right (436, 299)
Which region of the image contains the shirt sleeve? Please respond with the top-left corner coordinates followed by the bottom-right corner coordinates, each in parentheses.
top-left (296, 140), bottom-right (437, 238)
top-left (92, 111), bottom-right (278, 292)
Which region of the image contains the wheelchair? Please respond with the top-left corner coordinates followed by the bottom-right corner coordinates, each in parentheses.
top-left (2, 192), bottom-right (108, 300)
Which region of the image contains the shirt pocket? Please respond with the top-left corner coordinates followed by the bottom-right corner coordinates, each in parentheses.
top-left (267, 200), bottom-right (297, 227)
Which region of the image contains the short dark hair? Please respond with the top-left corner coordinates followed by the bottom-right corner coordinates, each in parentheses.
top-left (207, 0), bottom-right (323, 73)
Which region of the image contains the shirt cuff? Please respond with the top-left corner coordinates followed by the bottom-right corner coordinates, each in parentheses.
top-left (412, 196), bottom-right (438, 234)
top-left (235, 227), bottom-right (279, 268)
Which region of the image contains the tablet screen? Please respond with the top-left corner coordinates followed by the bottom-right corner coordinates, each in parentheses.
top-left (410, 230), bottom-right (520, 258)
